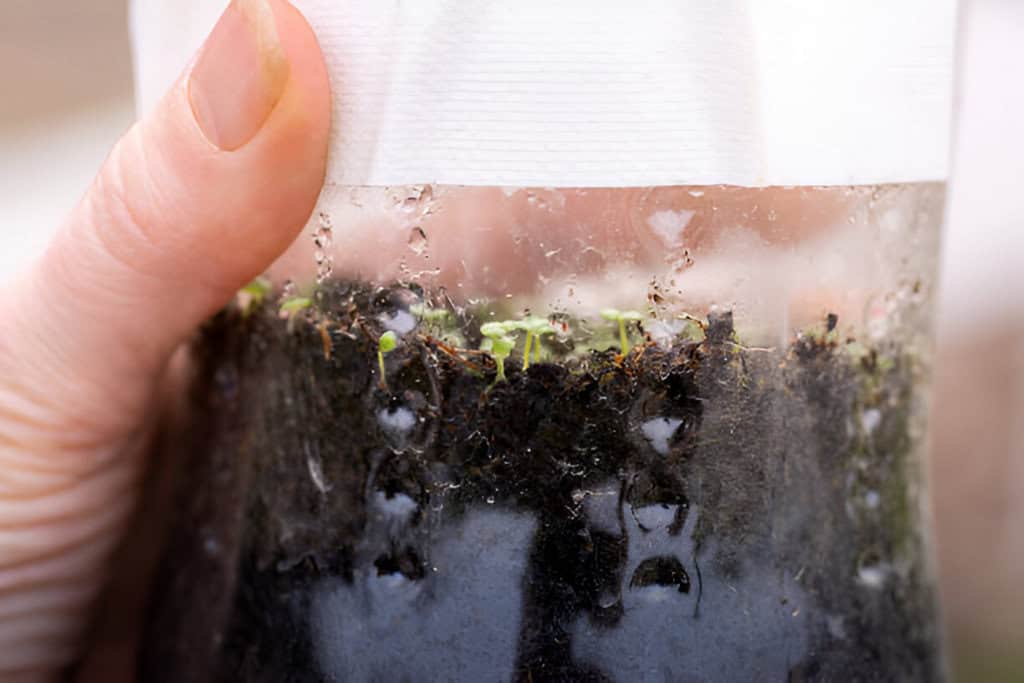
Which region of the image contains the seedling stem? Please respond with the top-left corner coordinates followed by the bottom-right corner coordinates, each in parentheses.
top-left (378, 331), bottom-right (397, 391)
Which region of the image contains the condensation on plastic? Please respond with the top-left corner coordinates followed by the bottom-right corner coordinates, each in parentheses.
top-left (270, 183), bottom-right (943, 348)
top-left (129, 0), bottom-right (952, 345)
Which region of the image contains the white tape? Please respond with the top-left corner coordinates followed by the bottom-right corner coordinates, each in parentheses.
top-left (132, 0), bottom-right (956, 187)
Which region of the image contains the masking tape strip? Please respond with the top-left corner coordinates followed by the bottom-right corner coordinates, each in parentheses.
top-left (132, 0), bottom-right (956, 187)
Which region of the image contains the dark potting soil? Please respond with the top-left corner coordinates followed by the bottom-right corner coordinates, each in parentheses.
top-left (139, 281), bottom-right (944, 682)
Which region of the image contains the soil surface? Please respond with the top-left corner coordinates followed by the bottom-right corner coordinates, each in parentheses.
top-left (140, 281), bottom-right (943, 682)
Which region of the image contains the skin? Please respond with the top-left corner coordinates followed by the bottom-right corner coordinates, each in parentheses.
top-left (0, 1), bottom-right (850, 680)
top-left (0, 1), bottom-right (329, 679)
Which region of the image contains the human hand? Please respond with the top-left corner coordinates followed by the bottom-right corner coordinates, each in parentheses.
top-left (0, 0), bottom-right (329, 679)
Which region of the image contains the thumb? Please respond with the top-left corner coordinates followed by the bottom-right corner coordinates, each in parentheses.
top-left (5, 0), bottom-right (329, 432)
top-left (0, 0), bottom-right (328, 676)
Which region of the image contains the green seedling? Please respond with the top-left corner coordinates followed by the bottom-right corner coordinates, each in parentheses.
top-left (280, 296), bottom-right (312, 333)
top-left (516, 316), bottom-right (556, 370)
top-left (237, 276), bottom-right (272, 317)
top-left (480, 321), bottom-right (518, 382)
top-left (797, 312), bottom-right (843, 350)
top-left (600, 308), bottom-right (645, 354)
top-left (242, 276), bottom-right (272, 298)
top-left (410, 303), bottom-right (461, 342)
top-left (410, 303), bottom-right (452, 325)
top-left (280, 296), bottom-right (312, 313)
top-left (378, 330), bottom-right (397, 391)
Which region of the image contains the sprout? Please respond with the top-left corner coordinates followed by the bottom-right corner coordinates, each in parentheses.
top-left (280, 296), bottom-right (312, 333)
top-left (411, 303), bottom-right (467, 346)
top-left (242, 276), bottom-right (272, 298)
top-left (237, 276), bottom-right (271, 317)
top-left (411, 303), bottom-right (456, 339)
top-left (600, 308), bottom-right (645, 354)
top-left (480, 321), bottom-right (513, 338)
top-left (517, 316), bottom-right (556, 370)
top-left (280, 296), bottom-right (312, 314)
top-left (480, 321), bottom-right (518, 382)
top-left (410, 303), bottom-right (452, 324)
top-left (378, 330), bottom-right (397, 391)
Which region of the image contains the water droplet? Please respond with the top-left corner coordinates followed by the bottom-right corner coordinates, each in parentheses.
top-left (400, 186), bottom-right (425, 213)
top-left (408, 226), bottom-right (429, 256)
top-left (486, 496), bottom-right (496, 505)
top-left (677, 248), bottom-right (695, 269)
top-left (313, 212), bottom-right (334, 283)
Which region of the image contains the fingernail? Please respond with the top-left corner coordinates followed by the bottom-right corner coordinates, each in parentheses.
top-left (188, 0), bottom-right (290, 151)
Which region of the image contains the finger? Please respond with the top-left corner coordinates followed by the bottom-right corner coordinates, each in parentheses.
top-left (0, 0), bottom-right (329, 677)
top-left (4, 0), bottom-right (329, 437)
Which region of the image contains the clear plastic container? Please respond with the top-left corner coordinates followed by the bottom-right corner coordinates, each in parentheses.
top-left (141, 183), bottom-right (945, 681)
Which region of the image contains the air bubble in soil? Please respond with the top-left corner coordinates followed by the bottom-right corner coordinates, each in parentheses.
top-left (377, 406), bottom-right (417, 439)
top-left (372, 491), bottom-right (418, 521)
top-left (641, 417), bottom-right (683, 455)
top-left (630, 504), bottom-right (679, 532)
top-left (861, 408), bottom-right (882, 435)
top-left (379, 310), bottom-right (417, 335)
top-left (629, 556), bottom-right (691, 594)
top-left (857, 562), bottom-right (892, 589)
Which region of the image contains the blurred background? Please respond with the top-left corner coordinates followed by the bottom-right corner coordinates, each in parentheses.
top-left (0, 0), bottom-right (1022, 680)
top-left (0, 0), bottom-right (133, 277)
